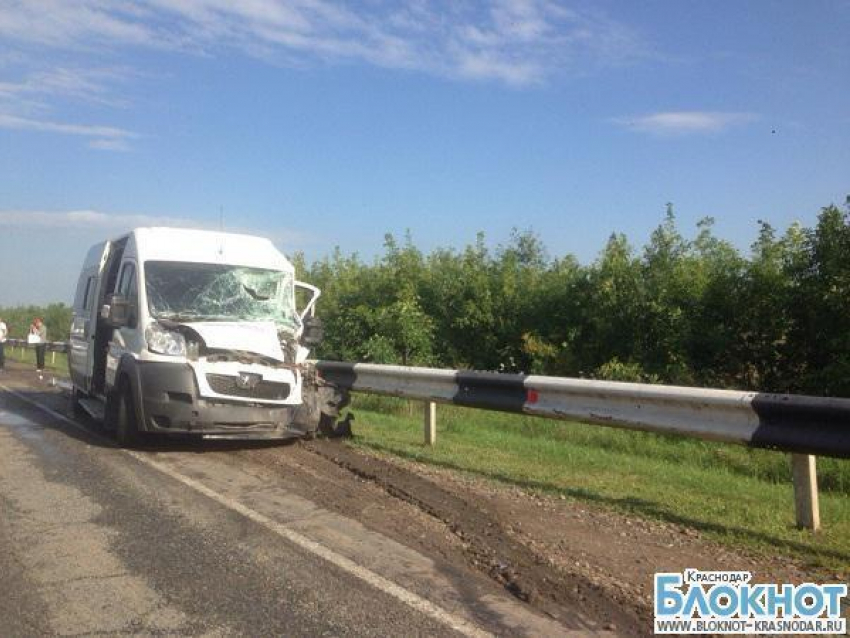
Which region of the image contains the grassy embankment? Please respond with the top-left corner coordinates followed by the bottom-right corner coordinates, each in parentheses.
top-left (345, 394), bottom-right (850, 573)
top-left (3, 347), bottom-right (68, 374)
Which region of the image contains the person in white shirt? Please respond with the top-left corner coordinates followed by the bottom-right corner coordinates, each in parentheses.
top-left (29, 317), bottom-right (47, 377)
top-left (0, 317), bottom-right (7, 370)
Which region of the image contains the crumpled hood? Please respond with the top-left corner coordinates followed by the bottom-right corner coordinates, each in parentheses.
top-left (183, 321), bottom-right (285, 361)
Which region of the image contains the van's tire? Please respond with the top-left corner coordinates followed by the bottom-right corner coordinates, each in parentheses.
top-left (113, 381), bottom-right (141, 448)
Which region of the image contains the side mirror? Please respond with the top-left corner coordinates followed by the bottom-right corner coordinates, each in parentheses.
top-left (103, 295), bottom-right (131, 328)
top-left (301, 316), bottom-right (324, 346)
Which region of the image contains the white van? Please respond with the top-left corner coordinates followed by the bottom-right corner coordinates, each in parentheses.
top-left (68, 227), bottom-right (344, 446)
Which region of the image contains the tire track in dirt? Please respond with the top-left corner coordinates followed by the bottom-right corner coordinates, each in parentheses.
top-left (300, 439), bottom-right (645, 634)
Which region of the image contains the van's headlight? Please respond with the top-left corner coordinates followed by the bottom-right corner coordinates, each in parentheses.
top-left (145, 323), bottom-right (187, 356)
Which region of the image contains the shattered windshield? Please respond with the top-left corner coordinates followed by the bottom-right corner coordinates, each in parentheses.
top-left (145, 261), bottom-right (299, 332)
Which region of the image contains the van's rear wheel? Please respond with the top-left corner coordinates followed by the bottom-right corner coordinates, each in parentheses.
top-left (114, 382), bottom-right (141, 448)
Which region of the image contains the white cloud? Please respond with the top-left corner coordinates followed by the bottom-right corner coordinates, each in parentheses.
top-left (0, 113), bottom-right (135, 139)
top-left (87, 137), bottom-right (132, 151)
top-left (0, 210), bottom-right (199, 229)
top-left (612, 111), bottom-right (758, 135)
top-left (0, 112), bottom-right (138, 148)
top-left (0, 1), bottom-right (162, 49)
top-left (0, 1), bottom-right (646, 87)
top-left (0, 2), bottom-right (647, 150)
top-left (0, 66), bottom-right (140, 149)
top-left (0, 67), bottom-right (131, 106)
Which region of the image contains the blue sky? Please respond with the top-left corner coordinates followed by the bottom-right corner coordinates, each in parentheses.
top-left (1, 0), bottom-right (849, 305)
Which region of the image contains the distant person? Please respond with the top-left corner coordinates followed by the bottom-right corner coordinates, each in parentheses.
top-left (0, 316), bottom-right (6, 370)
top-left (29, 317), bottom-right (47, 378)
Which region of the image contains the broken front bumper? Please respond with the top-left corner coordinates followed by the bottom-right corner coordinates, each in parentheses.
top-left (136, 361), bottom-right (308, 439)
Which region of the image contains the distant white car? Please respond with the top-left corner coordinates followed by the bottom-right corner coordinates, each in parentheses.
top-left (68, 227), bottom-right (341, 446)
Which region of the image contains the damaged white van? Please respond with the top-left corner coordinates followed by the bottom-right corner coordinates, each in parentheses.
top-left (68, 227), bottom-right (346, 446)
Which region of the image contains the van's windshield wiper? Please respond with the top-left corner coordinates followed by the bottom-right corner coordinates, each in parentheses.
top-left (242, 284), bottom-right (271, 300)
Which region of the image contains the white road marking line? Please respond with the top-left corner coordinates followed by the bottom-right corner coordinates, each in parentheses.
top-left (0, 385), bottom-right (491, 638)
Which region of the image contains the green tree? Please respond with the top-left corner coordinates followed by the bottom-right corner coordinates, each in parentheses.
top-left (298, 199), bottom-right (850, 398)
top-left (785, 205), bottom-right (850, 395)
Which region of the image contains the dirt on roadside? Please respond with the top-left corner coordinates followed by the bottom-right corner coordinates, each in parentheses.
top-left (229, 436), bottom-right (843, 636)
top-left (302, 439), bottom-right (646, 631)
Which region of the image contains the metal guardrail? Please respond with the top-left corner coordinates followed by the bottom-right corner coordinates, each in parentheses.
top-left (4, 338), bottom-right (69, 368)
top-left (5, 338), bottom-right (69, 353)
top-left (317, 361), bottom-right (850, 530)
top-left (316, 362), bottom-right (850, 458)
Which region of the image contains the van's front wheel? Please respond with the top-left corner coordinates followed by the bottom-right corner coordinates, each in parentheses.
top-left (113, 382), bottom-right (141, 448)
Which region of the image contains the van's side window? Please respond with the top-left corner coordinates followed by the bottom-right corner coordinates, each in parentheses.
top-left (116, 263), bottom-right (138, 327)
top-left (117, 263), bottom-right (137, 299)
top-left (82, 276), bottom-right (95, 310)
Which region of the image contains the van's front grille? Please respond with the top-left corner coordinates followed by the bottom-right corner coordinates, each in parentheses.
top-left (206, 374), bottom-right (291, 401)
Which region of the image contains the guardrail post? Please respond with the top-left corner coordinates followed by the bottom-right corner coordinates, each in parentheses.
top-left (791, 454), bottom-right (820, 531)
top-left (423, 401), bottom-right (437, 446)
top-left (51, 351), bottom-right (56, 365)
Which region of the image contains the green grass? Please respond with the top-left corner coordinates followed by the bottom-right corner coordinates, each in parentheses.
top-left (4, 347), bottom-right (68, 373)
top-left (345, 395), bottom-right (850, 574)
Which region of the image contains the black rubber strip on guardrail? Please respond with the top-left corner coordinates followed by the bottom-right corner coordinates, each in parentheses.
top-left (452, 371), bottom-right (528, 412)
top-left (750, 395), bottom-right (850, 458)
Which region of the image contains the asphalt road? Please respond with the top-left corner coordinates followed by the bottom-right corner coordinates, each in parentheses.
top-left (0, 369), bottom-right (580, 637)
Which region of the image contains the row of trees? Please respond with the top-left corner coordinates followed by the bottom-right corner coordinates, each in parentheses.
top-left (0, 304), bottom-right (72, 345)
top-left (303, 202), bottom-right (850, 397)
top-left (3, 201), bottom-right (847, 397)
